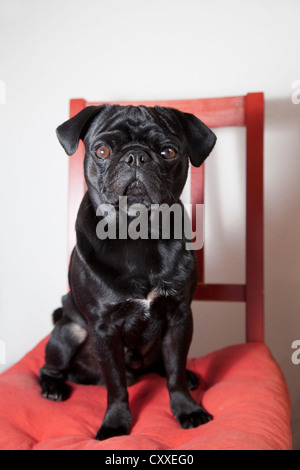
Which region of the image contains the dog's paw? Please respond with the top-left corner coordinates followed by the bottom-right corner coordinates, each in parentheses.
top-left (40, 375), bottom-right (70, 402)
top-left (95, 423), bottom-right (130, 441)
top-left (177, 407), bottom-right (213, 429)
top-left (95, 406), bottom-right (131, 441)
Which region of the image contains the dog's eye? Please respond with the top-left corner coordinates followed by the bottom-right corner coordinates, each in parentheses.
top-left (161, 147), bottom-right (176, 159)
top-left (95, 146), bottom-right (111, 159)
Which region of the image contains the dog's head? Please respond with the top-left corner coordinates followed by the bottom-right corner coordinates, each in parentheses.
top-left (56, 104), bottom-right (216, 209)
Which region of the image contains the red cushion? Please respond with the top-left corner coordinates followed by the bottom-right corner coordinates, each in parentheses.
top-left (0, 338), bottom-right (291, 450)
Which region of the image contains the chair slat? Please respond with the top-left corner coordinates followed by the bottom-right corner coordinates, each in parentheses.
top-left (87, 95), bottom-right (246, 128)
top-left (194, 283), bottom-right (246, 302)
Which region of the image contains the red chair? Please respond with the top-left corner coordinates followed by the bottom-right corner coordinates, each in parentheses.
top-left (0, 94), bottom-right (292, 450)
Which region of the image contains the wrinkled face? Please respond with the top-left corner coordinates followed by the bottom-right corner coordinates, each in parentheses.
top-left (83, 106), bottom-right (189, 209)
top-left (56, 103), bottom-right (217, 211)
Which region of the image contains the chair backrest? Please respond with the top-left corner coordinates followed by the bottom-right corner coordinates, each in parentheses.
top-left (67, 93), bottom-right (264, 343)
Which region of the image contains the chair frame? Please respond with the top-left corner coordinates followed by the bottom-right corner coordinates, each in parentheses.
top-left (67, 93), bottom-right (264, 344)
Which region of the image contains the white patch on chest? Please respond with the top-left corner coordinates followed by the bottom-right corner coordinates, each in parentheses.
top-left (135, 291), bottom-right (157, 316)
top-left (131, 285), bottom-right (178, 317)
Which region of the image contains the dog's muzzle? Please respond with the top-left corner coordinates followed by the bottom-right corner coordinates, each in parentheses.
top-left (119, 149), bottom-right (152, 205)
top-left (121, 149), bottom-right (152, 167)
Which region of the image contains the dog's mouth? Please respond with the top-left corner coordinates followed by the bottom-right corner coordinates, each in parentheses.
top-left (123, 179), bottom-right (152, 206)
top-left (125, 180), bottom-right (147, 197)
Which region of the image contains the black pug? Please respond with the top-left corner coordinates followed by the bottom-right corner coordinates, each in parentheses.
top-left (39, 104), bottom-right (216, 441)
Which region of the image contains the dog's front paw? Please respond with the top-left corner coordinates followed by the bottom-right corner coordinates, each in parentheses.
top-left (177, 407), bottom-right (213, 429)
top-left (40, 374), bottom-right (70, 402)
top-left (95, 422), bottom-right (130, 441)
top-left (95, 405), bottom-right (131, 441)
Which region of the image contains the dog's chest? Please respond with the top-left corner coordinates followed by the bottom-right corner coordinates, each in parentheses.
top-left (120, 285), bottom-right (178, 347)
top-left (130, 285), bottom-right (177, 317)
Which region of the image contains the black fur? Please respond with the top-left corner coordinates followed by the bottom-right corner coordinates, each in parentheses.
top-left (39, 104), bottom-right (216, 440)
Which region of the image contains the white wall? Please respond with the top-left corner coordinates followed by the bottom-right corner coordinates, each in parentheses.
top-left (0, 0), bottom-right (299, 448)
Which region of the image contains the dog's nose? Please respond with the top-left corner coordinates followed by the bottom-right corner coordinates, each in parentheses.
top-left (122, 150), bottom-right (151, 167)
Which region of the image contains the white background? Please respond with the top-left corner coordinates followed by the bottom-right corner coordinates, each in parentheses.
top-left (0, 0), bottom-right (299, 448)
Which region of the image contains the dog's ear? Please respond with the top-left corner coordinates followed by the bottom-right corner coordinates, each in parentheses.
top-left (56, 105), bottom-right (106, 156)
top-left (175, 110), bottom-right (217, 167)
